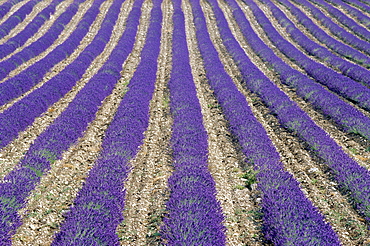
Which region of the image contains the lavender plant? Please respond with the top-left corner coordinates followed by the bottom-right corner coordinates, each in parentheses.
top-left (291, 0), bottom-right (370, 56)
top-left (52, 0), bottom-right (162, 244)
top-left (160, 0), bottom-right (226, 244)
top-left (244, 0), bottom-right (370, 112)
top-left (190, 0), bottom-right (340, 244)
top-left (0, 0), bottom-right (129, 242)
top-left (227, 0), bottom-right (370, 227)
top-left (0, 0), bottom-right (114, 150)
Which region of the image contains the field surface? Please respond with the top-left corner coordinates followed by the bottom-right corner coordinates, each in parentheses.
top-left (0, 0), bottom-right (370, 245)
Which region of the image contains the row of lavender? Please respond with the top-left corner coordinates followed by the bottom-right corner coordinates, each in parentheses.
top-left (308, 0), bottom-right (370, 42)
top-left (191, 0), bottom-right (343, 243)
top-left (0, 0), bottom-right (369, 244)
top-left (229, 0), bottom-right (370, 223)
top-left (0, 0), bottom-right (27, 20)
top-left (0, 0), bottom-right (128, 243)
top-left (0, 0), bottom-right (84, 79)
top-left (0, 0), bottom-right (106, 149)
top-left (161, 0), bottom-right (225, 243)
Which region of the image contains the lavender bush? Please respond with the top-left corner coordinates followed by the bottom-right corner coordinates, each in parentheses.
top-left (160, 0), bottom-right (226, 244)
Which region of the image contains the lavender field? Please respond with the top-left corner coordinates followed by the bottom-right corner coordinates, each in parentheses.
top-left (0, 0), bottom-right (370, 245)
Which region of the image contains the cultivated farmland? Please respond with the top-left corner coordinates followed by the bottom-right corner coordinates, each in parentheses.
top-left (0, 0), bottom-right (370, 245)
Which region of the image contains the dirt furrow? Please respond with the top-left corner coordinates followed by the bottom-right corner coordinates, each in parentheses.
top-left (10, 0), bottom-right (150, 244)
top-left (116, 1), bottom-right (173, 245)
top-left (0, 0), bottom-right (94, 76)
top-left (0, 0), bottom-right (33, 26)
top-left (182, 0), bottom-right (264, 245)
top-left (0, 0), bottom-right (132, 180)
top-left (218, 0), bottom-right (370, 243)
top-left (0, 0), bottom-right (62, 45)
top-left (237, 0), bottom-right (370, 171)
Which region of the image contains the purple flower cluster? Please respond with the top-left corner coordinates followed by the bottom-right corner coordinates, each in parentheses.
top-left (0, 0), bottom-right (110, 148)
top-left (265, 0), bottom-right (370, 70)
top-left (0, 0), bottom-right (41, 40)
top-left (51, 0), bottom-right (162, 244)
top-left (204, 1), bottom-right (370, 142)
top-left (341, 0), bottom-right (370, 14)
top-left (291, 0), bottom-right (370, 56)
top-left (244, 0), bottom-right (370, 111)
top-left (324, 0), bottom-right (370, 28)
top-left (227, 0), bottom-right (370, 225)
top-left (0, 0), bottom-right (104, 107)
top-left (191, 0), bottom-right (340, 244)
top-left (0, 0), bottom-right (70, 73)
top-left (0, 0), bottom-right (26, 20)
top-left (0, 0), bottom-right (127, 243)
top-left (307, 0), bottom-right (370, 42)
top-left (160, 0), bottom-right (226, 244)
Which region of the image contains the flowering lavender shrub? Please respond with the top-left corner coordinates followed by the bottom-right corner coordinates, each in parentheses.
top-left (273, 0), bottom-right (370, 66)
top-left (261, 0), bottom-right (370, 81)
top-left (291, 0), bottom-right (370, 56)
top-left (0, 0), bottom-right (128, 243)
top-left (0, 0), bottom-right (78, 76)
top-left (160, 0), bottom-right (226, 244)
top-left (0, 0), bottom-right (27, 20)
top-left (51, 0), bottom-right (162, 244)
top-left (324, 0), bottom-right (370, 28)
top-left (190, 0), bottom-right (340, 244)
top-left (227, 0), bottom-right (370, 226)
top-left (0, 0), bottom-right (41, 40)
top-left (208, 0), bottom-right (370, 143)
top-left (307, 0), bottom-right (370, 42)
top-left (243, 0), bottom-right (370, 112)
top-left (0, 0), bottom-right (115, 151)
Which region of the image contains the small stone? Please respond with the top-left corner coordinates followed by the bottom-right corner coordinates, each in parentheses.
top-left (308, 167), bottom-right (318, 173)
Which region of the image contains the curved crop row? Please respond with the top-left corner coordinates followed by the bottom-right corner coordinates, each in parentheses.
top-left (228, 0), bottom-right (370, 225)
top-left (291, 0), bottom-right (370, 57)
top-left (0, 0), bottom-right (42, 40)
top-left (245, 0), bottom-right (370, 112)
top-left (269, 0), bottom-right (370, 69)
top-left (0, 0), bottom-right (125, 243)
top-left (211, 0), bottom-right (370, 145)
top-left (0, 0), bottom-right (86, 78)
top-left (190, 0), bottom-right (340, 244)
top-left (160, 0), bottom-right (226, 244)
top-left (51, 0), bottom-right (161, 244)
top-left (0, 0), bottom-right (112, 151)
top-left (0, 0), bottom-right (28, 20)
top-left (308, 0), bottom-right (370, 42)
top-left (341, 0), bottom-right (370, 14)
top-left (324, 0), bottom-right (370, 28)
top-left (262, 0), bottom-right (370, 84)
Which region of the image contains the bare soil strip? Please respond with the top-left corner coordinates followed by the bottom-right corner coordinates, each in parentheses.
top-left (0, 0), bottom-right (61, 45)
top-left (0, 0), bottom-right (33, 26)
top-left (10, 0), bottom-right (152, 244)
top-left (116, 1), bottom-right (174, 245)
top-left (239, 0), bottom-right (370, 171)
top-left (218, 0), bottom-right (370, 243)
top-left (0, 0), bottom-right (131, 180)
top-left (268, 0), bottom-right (370, 67)
top-left (183, 0), bottom-right (265, 245)
top-left (0, 0), bottom-right (93, 76)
